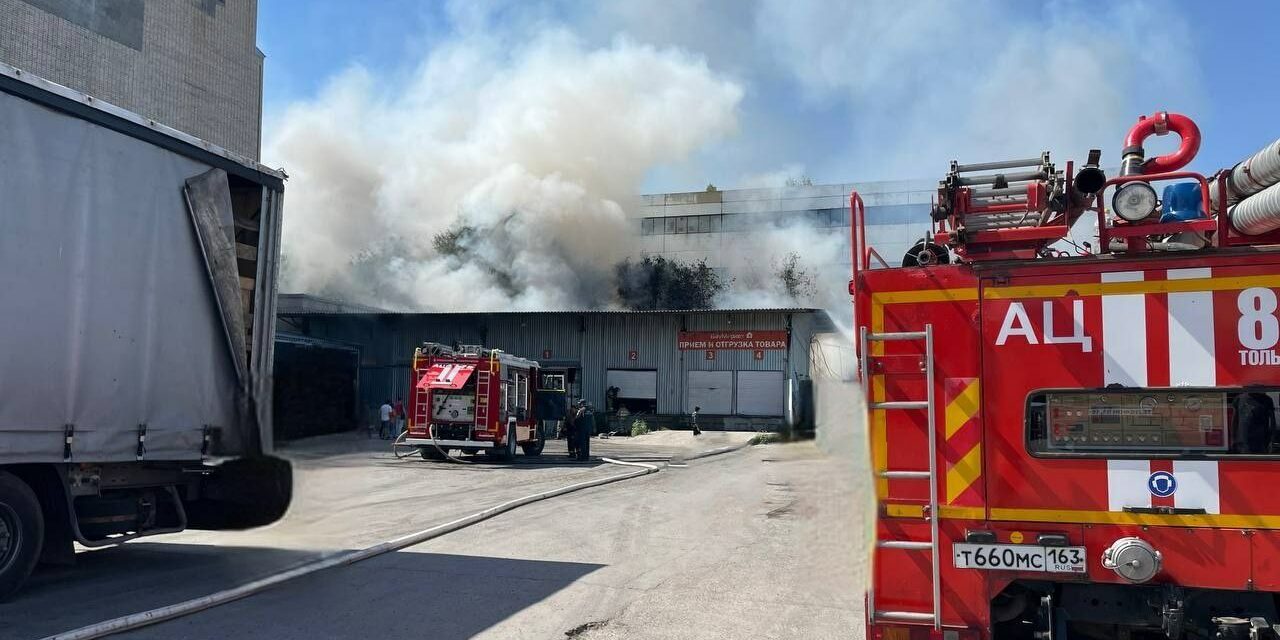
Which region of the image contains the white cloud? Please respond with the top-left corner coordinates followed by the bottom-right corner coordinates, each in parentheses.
top-left (753, 0), bottom-right (1203, 180)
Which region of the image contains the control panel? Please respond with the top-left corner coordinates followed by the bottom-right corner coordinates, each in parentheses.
top-left (431, 393), bottom-right (476, 423)
top-left (1046, 391), bottom-right (1228, 452)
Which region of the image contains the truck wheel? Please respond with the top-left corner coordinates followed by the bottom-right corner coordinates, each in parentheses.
top-left (0, 471), bottom-right (44, 602)
top-left (505, 429), bottom-right (518, 460)
top-left (491, 429), bottom-right (518, 461)
top-left (521, 432), bottom-right (545, 456)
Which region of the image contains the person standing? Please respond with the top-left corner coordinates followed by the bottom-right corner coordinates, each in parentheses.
top-left (574, 400), bottom-right (593, 461)
top-left (393, 397), bottom-right (406, 438)
top-left (379, 399), bottom-right (394, 440)
top-left (691, 406), bottom-right (702, 436)
top-left (565, 400), bottom-right (578, 458)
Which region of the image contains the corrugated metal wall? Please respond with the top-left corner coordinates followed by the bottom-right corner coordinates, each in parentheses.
top-left (282, 309), bottom-right (822, 426)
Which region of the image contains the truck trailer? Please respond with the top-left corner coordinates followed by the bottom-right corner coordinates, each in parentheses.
top-left (0, 64), bottom-right (291, 599)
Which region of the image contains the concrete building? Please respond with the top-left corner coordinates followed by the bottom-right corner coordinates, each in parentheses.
top-left (634, 180), bottom-right (935, 277)
top-left (274, 296), bottom-right (834, 439)
top-left (0, 0), bottom-right (263, 159)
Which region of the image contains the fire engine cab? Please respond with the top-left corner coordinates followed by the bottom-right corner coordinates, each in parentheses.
top-left (405, 343), bottom-right (553, 460)
top-left (853, 113), bottom-right (1280, 639)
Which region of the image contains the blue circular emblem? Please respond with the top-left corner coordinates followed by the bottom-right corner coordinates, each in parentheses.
top-left (1148, 471), bottom-right (1177, 498)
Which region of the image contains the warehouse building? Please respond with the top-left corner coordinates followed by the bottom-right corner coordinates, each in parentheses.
top-left (275, 295), bottom-right (833, 439)
top-left (633, 179), bottom-right (935, 277)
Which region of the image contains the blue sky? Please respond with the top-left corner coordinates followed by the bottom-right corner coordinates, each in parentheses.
top-left (258, 0), bottom-right (1280, 192)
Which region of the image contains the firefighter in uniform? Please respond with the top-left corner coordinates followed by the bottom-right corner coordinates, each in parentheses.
top-left (572, 400), bottom-right (593, 461)
top-left (566, 401), bottom-right (578, 459)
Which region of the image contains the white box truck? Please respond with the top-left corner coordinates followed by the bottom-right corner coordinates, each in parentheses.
top-left (0, 63), bottom-right (291, 599)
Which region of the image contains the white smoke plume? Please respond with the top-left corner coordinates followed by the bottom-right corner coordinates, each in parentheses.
top-left (270, 0), bottom-right (1202, 316)
top-left (270, 27), bottom-right (742, 310)
top-left (715, 218), bottom-right (850, 313)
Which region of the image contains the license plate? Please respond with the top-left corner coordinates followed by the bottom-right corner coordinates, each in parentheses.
top-left (953, 543), bottom-right (1087, 573)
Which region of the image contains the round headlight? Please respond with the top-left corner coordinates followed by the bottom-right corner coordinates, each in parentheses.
top-left (1112, 182), bottom-right (1158, 222)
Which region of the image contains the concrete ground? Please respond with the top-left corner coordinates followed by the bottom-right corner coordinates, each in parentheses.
top-left (1, 429), bottom-right (868, 640)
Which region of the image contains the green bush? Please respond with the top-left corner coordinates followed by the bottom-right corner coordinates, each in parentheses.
top-left (630, 419), bottom-right (650, 437)
top-left (749, 432), bottom-right (781, 446)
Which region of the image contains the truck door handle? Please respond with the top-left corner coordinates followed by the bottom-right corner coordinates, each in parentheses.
top-left (1122, 506), bottom-right (1207, 515)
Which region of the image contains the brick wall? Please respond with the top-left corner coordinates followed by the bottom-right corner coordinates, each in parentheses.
top-left (0, 0), bottom-right (262, 159)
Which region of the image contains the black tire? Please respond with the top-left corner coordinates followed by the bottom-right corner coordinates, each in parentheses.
top-left (902, 241), bottom-right (951, 267)
top-left (419, 447), bottom-right (447, 460)
top-left (0, 471), bottom-right (44, 602)
top-left (521, 432), bottom-right (546, 456)
top-left (504, 428), bottom-right (518, 461)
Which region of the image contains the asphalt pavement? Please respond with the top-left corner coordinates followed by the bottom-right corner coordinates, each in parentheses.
top-left (0, 430), bottom-right (867, 639)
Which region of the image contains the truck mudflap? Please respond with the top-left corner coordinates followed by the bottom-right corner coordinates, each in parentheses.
top-left (183, 456), bottom-right (292, 530)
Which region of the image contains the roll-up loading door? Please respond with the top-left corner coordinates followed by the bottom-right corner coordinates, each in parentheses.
top-left (686, 370), bottom-right (733, 414)
top-left (606, 369), bottom-right (657, 399)
top-left (736, 370), bottom-right (785, 416)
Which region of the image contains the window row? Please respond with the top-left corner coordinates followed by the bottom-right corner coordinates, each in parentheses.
top-left (640, 208), bottom-right (852, 236)
top-left (642, 214), bottom-right (721, 235)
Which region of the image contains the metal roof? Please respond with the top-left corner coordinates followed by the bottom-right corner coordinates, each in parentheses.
top-left (278, 293), bottom-right (391, 314)
top-left (278, 296), bottom-right (821, 317)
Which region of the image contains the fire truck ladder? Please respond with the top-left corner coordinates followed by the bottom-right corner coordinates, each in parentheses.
top-left (474, 368), bottom-right (491, 438)
top-left (860, 324), bottom-right (941, 630)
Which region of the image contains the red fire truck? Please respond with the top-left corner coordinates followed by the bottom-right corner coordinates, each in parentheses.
top-left (853, 112), bottom-right (1280, 639)
top-left (405, 343), bottom-right (552, 460)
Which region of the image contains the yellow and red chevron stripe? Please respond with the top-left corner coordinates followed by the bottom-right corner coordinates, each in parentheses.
top-left (943, 378), bottom-right (982, 505)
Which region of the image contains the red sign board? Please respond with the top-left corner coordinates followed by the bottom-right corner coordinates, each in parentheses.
top-left (678, 330), bottom-right (787, 351)
top-left (417, 364), bottom-right (476, 390)
top-left (542, 349), bottom-right (553, 359)
top-left (704, 350), bottom-right (716, 361)
top-left (628, 349), bottom-right (639, 361)
top-left (753, 349), bottom-right (765, 360)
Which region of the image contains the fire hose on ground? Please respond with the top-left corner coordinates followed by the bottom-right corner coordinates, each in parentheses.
top-left (42, 442), bottom-right (751, 640)
top-left (391, 428), bottom-right (479, 465)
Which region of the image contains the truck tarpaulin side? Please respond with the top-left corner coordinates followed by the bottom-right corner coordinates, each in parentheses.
top-left (0, 80), bottom-right (275, 464)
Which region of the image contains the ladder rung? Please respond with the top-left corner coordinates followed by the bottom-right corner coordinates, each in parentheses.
top-left (867, 331), bottom-right (927, 341)
top-left (871, 401), bottom-right (929, 410)
top-left (881, 470), bottom-right (932, 479)
top-left (879, 540), bottom-right (933, 550)
top-left (876, 611), bottom-right (936, 623)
